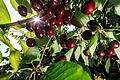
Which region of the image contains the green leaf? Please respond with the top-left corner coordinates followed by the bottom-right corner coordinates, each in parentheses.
top-left (74, 46), bottom-right (81, 61)
top-left (88, 32), bottom-right (98, 57)
top-left (9, 50), bottom-right (20, 71)
top-left (19, 39), bottom-right (28, 53)
top-left (36, 36), bottom-right (51, 47)
top-left (52, 40), bottom-right (61, 56)
top-left (94, 0), bottom-right (108, 11)
top-left (108, 0), bottom-right (120, 7)
top-left (115, 5), bottom-right (120, 16)
top-left (74, 9), bottom-right (90, 25)
top-left (0, 32), bottom-right (14, 51)
top-left (65, 48), bottom-right (74, 61)
top-left (40, 61), bottom-right (91, 80)
top-left (105, 58), bottom-right (110, 73)
top-left (10, 0), bottom-right (32, 17)
top-left (0, 0), bottom-right (11, 24)
top-left (0, 73), bottom-right (13, 80)
top-left (22, 47), bottom-right (40, 63)
top-left (0, 51), bottom-right (2, 63)
top-left (107, 0), bottom-right (120, 15)
top-left (113, 30), bottom-right (120, 41)
top-left (115, 47), bottom-right (120, 60)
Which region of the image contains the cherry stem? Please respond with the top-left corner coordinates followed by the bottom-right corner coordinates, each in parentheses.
top-left (37, 36), bottom-right (53, 68)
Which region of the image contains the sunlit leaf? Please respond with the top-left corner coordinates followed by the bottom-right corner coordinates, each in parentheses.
top-left (40, 61), bottom-right (91, 80)
top-left (74, 46), bottom-right (81, 61)
top-left (105, 58), bottom-right (110, 73)
top-left (52, 40), bottom-right (61, 56)
top-left (94, 0), bottom-right (108, 11)
top-left (0, 0), bottom-right (11, 24)
top-left (89, 32), bottom-right (98, 57)
top-left (0, 32), bottom-right (14, 51)
top-left (19, 39), bottom-right (28, 53)
top-left (115, 47), bottom-right (120, 60)
top-left (74, 9), bottom-right (90, 25)
top-left (65, 48), bottom-right (74, 61)
top-left (9, 50), bottom-right (20, 71)
top-left (0, 51), bottom-right (2, 62)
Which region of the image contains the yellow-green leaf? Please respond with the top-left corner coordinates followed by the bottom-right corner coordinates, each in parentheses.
top-left (0, 51), bottom-right (2, 62)
top-left (19, 39), bottom-right (28, 53)
top-left (0, 0), bottom-right (11, 24)
top-left (9, 50), bottom-right (20, 71)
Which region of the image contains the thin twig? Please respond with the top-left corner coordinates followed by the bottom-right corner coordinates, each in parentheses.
top-left (37, 36), bottom-right (53, 67)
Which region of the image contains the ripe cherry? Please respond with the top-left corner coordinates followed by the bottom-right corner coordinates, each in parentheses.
top-left (87, 20), bottom-right (98, 31)
top-left (56, 5), bottom-right (65, 18)
top-left (63, 9), bottom-right (72, 24)
top-left (82, 0), bottom-right (95, 15)
top-left (32, 23), bottom-right (42, 33)
top-left (59, 34), bottom-right (67, 42)
top-left (50, 0), bottom-right (60, 6)
top-left (106, 47), bottom-right (115, 58)
top-left (50, 17), bottom-right (57, 26)
top-left (18, 5), bottom-right (27, 16)
top-left (26, 22), bottom-right (33, 32)
top-left (83, 49), bottom-right (90, 56)
top-left (97, 50), bottom-right (106, 58)
top-left (26, 38), bottom-right (36, 47)
top-left (47, 27), bottom-right (54, 37)
top-left (55, 54), bottom-right (66, 62)
top-left (67, 38), bottom-right (75, 48)
top-left (30, 0), bottom-right (43, 12)
top-left (62, 0), bottom-right (70, 6)
top-left (82, 30), bottom-right (92, 40)
top-left (43, 4), bottom-right (54, 17)
top-left (35, 30), bottom-right (44, 38)
top-left (110, 40), bottom-right (120, 49)
top-left (57, 17), bottom-right (63, 27)
top-left (61, 42), bottom-right (67, 49)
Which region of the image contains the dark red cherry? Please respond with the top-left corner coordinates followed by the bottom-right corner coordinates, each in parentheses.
top-left (67, 38), bottom-right (75, 48)
top-left (87, 20), bottom-right (98, 31)
top-left (83, 49), bottom-right (90, 56)
top-left (50, 0), bottom-right (60, 6)
top-left (55, 54), bottom-right (66, 62)
top-left (62, 0), bottom-right (70, 6)
top-left (97, 50), bottom-right (106, 58)
top-left (18, 5), bottom-right (27, 16)
top-left (57, 17), bottom-right (63, 27)
top-left (43, 4), bottom-right (54, 17)
top-left (56, 5), bottom-right (65, 18)
top-left (110, 40), bottom-right (120, 49)
top-left (63, 9), bottom-right (72, 24)
top-left (82, 0), bottom-right (95, 15)
top-left (106, 48), bottom-right (115, 58)
top-left (35, 30), bottom-right (44, 38)
top-left (61, 42), bottom-right (67, 49)
top-left (47, 27), bottom-right (54, 37)
top-left (26, 22), bottom-right (33, 32)
top-left (50, 17), bottom-right (57, 26)
top-left (30, 0), bottom-right (43, 12)
top-left (32, 23), bottom-right (42, 32)
top-left (59, 34), bottom-right (67, 42)
top-left (82, 30), bottom-right (92, 40)
top-left (26, 38), bottom-right (36, 47)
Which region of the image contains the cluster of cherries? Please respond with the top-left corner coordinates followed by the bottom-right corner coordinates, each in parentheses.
top-left (17, 0), bottom-right (73, 47)
top-left (97, 40), bottom-right (120, 58)
top-left (59, 34), bottom-right (75, 49)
